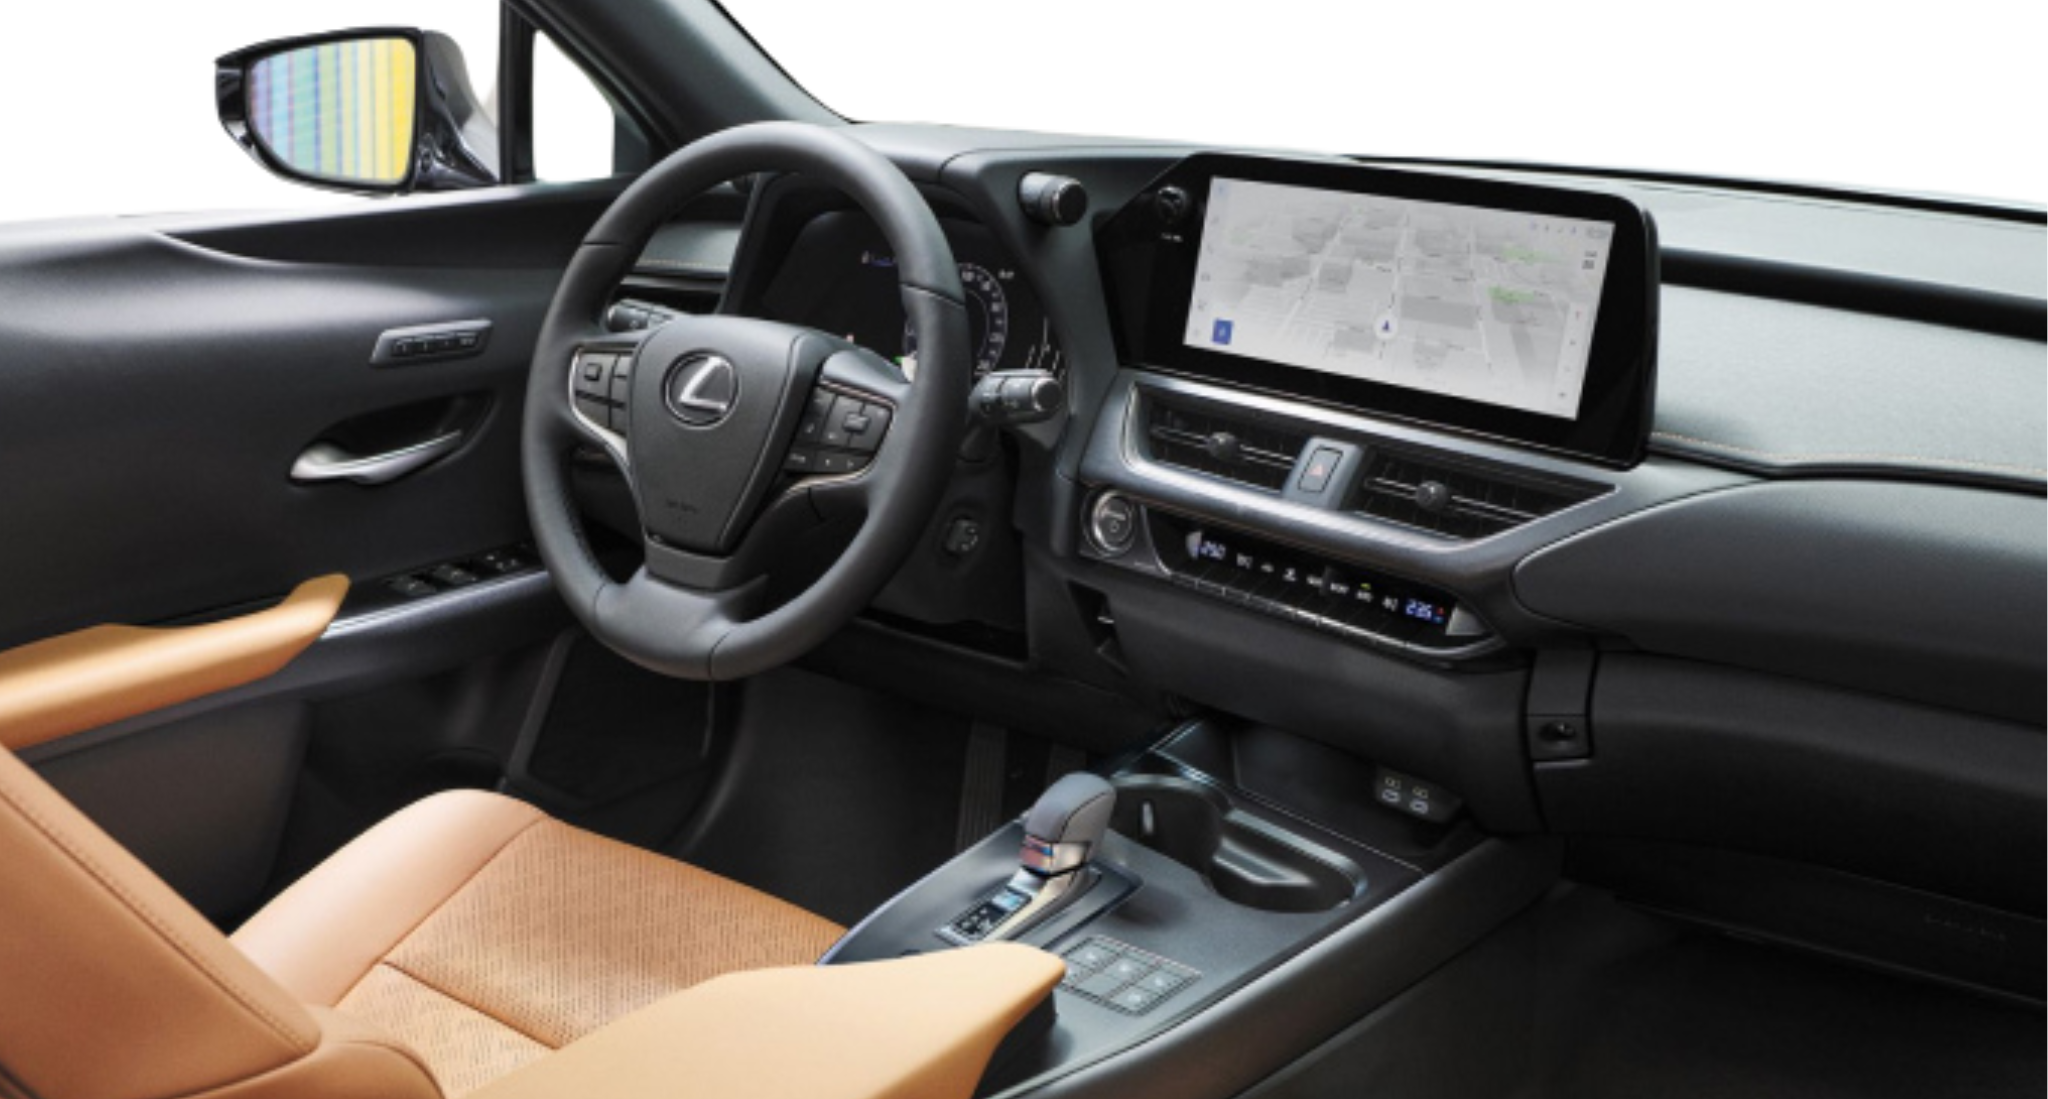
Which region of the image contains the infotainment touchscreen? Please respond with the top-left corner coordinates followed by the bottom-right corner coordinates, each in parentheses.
top-left (1184, 178), bottom-right (1614, 421)
top-left (1097, 154), bottom-right (1658, 467)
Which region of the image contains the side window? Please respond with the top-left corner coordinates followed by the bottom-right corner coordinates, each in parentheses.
top-left (531, 34), bottom-right (626, 182)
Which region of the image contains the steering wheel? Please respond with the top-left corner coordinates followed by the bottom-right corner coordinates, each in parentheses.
top-left (521, 123), bottom-right (970, 680)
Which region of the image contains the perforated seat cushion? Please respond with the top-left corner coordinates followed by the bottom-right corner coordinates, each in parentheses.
top-left (233, 791), bottom-right (844, 1096)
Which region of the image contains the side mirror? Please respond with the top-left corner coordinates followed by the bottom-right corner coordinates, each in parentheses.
top-left (216, 28), bottom-right (499, 195)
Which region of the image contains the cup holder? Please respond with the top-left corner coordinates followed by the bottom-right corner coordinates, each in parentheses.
top-left (1110, 775), bottom-right (1365, 913)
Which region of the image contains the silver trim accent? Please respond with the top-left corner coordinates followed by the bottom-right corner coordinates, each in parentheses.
top-left (664, 354), bottom-right (739, 425)
top-left (1087, 492), bottom-right (1138, 555)
top-left (321, 570), bottom-right (551, 640)
top-left (290, 430), bottom-right (465, 486)
top-left (764, 381), bottom-right (893, 502)
top-left (1115, 376), bottom-right (1615, 554)
top-left (568, 349), bottom-right (631, 472)
top-left (937, 866), bottom-right (1093, 947)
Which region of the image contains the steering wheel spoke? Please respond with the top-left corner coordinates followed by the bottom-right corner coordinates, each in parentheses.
top-left (563, 328), bottom-right (653, 469)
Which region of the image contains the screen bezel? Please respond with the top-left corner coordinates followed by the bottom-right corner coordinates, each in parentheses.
top-left (1105, 154), bottom-right (1659, 467)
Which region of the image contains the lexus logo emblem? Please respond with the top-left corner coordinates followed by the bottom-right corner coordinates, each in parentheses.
top-left (664, 354), bottom-right (738, 426)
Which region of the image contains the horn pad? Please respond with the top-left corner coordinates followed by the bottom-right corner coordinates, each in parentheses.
top-left (626, 315), bottom-right (834, 555)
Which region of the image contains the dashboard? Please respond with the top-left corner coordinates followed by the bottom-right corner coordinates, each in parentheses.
top-left (638, 131), bottom-right (2043, 944)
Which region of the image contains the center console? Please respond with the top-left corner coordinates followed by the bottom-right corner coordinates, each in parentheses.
top-left (822, 719), bottom-right (1549, 1098)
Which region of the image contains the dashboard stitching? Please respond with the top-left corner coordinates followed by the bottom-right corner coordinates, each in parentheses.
top-left (1649, 430), bottom-right (2047, 478)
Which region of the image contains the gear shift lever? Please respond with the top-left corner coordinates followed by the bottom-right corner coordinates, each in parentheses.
top-left (1018, 772), bottom-right (1118, 876)
top-left (940, 773), bottom-right (1117, 945)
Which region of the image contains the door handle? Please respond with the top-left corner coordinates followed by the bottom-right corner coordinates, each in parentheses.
top-left (290, 430), bottom-right (465, 485)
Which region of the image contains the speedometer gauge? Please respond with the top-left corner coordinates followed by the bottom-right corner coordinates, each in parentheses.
top-left (904, 263), bottom-right (1009, 376)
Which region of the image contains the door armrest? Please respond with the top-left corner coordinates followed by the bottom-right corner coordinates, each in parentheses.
top-left (0, 574), bottom-right (348, 750)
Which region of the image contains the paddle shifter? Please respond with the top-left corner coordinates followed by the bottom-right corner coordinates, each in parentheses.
top-left (940, 773), bottom-right (1117, 945)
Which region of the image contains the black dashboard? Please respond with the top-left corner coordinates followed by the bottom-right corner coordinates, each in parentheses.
top-left (624, 129), bottom-right (2044, 957)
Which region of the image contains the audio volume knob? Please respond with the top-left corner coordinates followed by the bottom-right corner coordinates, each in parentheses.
top-left (1153, 186), bottom-right (1193, 228)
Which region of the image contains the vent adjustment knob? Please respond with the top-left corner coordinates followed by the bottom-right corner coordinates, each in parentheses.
top-left (1203, 432), bottom-right (1241, 462)
top-left (1415, 480), bottom-right (1453, 513)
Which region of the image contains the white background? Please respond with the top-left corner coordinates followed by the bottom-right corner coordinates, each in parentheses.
top-left (0, 0), bottom-right (2041, 222)
top-left (723, 0), bottom-right (2046, 205)
top-left (0, 0), bottom-right (611, 222)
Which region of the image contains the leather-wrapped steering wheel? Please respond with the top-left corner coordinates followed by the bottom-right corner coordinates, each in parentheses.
top-left (521, 122), bottom-right (970, 680)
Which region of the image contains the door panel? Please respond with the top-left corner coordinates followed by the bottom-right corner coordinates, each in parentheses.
top-left (0, 180), bottom-right (738, 915)
top-left (0, 211), bottom-right (564, 648)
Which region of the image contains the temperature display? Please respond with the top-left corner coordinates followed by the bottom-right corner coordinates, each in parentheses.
top-left (1402, 598), bottom-right (1449, 626)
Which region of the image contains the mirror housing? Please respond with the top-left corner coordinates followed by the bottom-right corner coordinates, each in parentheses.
top-left (216, 27), bottom-right (499, 195)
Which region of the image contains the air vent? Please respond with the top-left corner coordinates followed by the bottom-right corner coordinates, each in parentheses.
top-left (1144, 398), bottom-right (1310, 492)
top-left (1352, 449), bottom-right (1604, 539)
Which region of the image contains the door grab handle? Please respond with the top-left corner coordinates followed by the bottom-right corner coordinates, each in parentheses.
top-left (291, 430), bottom-right (465, 485)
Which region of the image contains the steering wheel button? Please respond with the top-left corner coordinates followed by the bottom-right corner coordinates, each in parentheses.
top-left (817, 450), bottom-right (863, 475)
top-left (820, 395), bottom-right (861, 448)
top-left (783, 447), bottom-right (818, 473)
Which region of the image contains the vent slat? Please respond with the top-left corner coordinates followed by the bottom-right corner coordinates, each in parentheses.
top-left (1144, 400), bottom-right (1310, 493)
top-left (1351, 448), bottom-right (1602, 539)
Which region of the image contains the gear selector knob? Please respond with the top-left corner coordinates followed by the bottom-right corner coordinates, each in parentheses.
top-left (938, 773), bottom-right (1119, 946)
top-left (1020, 773), bottom-right (1117, 877)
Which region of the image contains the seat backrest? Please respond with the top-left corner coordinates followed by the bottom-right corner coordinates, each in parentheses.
top-left (0, 746), bottom-right (441, 1099)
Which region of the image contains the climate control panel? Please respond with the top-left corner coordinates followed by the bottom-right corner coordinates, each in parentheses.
top-left (1085, 496), bottom-right (1493, 658)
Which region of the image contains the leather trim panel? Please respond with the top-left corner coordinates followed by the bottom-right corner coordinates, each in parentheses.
top-left (467, 944), bottom-right (1063, 1099)
top-left (0, 746), bottom-right (321, 1099)
top-left (0, 575), bottom-right (348, 750)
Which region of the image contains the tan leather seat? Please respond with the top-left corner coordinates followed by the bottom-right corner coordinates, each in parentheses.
top-left (0, 584), bottom-right (1062, 1099)
top-left (233, 789), bottom-right (847, 1096)
top-left (4, 740), bottom-right (1014, 1099)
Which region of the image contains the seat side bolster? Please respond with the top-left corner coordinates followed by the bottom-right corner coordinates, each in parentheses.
top-left (233, 790), bottom-right (547, 1006)
top-left (0, 748), bottom-right (320, 1099)
top-left (466, 944), bottom-right (1065, 1099)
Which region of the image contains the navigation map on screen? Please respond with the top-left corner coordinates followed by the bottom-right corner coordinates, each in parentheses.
top-left (1185, 177), bottom-right (1614, 420)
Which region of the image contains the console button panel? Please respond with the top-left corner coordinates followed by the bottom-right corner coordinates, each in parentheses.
top-left (1058, 936), bottom-right (1200, 1015)
top-left (371, 543), bottom-right (541, 609)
